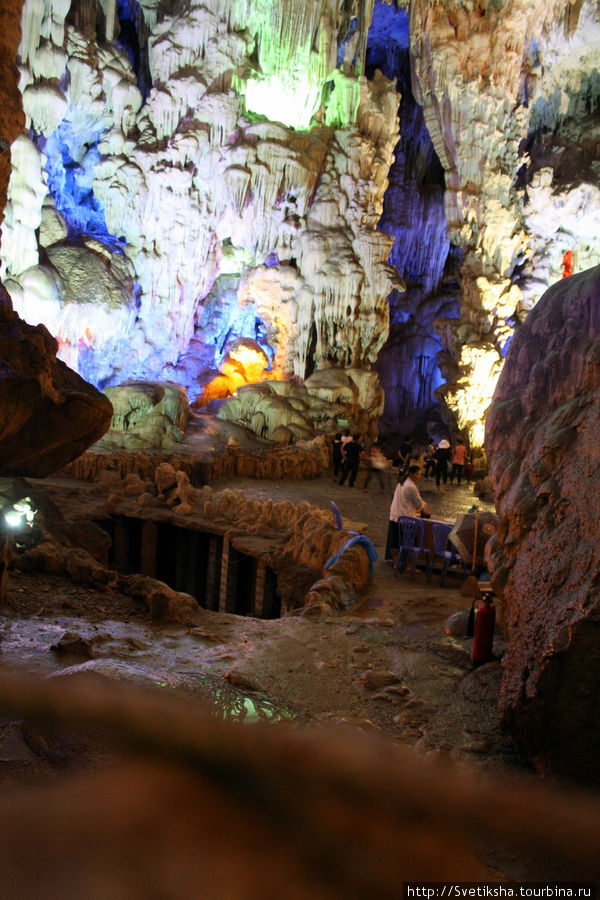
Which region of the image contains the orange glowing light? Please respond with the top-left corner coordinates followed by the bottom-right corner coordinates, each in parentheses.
top-left (199, 340), bottom-right (273, 405)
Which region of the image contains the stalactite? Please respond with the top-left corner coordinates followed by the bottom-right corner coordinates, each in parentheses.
top-left (0, 0), bottom-right (392, 428)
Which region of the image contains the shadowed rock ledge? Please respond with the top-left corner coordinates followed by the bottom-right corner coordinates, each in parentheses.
top-left (0, 286), bottom-right (113, 477)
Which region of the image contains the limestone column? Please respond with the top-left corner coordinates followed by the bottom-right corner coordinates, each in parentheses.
top-left (409, 0), bottom-right (570, 445)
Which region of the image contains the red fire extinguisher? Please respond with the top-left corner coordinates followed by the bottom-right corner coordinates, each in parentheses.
top-left (472, 592), bottom-right (496, 666)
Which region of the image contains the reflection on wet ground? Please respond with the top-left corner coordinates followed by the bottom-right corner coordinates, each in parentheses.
top-left (0, 617), bottom-right (293, 725)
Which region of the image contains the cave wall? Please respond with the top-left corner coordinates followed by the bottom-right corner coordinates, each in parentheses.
top-left (410, 0), bottom-right (600, 445)
top-left (1, 0), bottom-right (399, 424)
top-left (0, 0), bottom-right (113, 478)
top-left (486, 265), bottom-right (600, 783)
top-left (0, 0), bottom-right (25, 232)
top-left (3, 0), bottom-right (600, 447)
top-left (367, 3), bottom-right (452, 445)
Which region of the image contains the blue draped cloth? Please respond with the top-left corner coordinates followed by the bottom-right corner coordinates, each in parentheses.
top-left (324, 534), bottom-right (379, 575)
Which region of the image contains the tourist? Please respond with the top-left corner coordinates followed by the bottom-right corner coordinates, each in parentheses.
top-left (385, 465), bottom-right (431, 562)
top-left (362, 441), bottom-right (388, 492)
top-left (464, 451), bottom-right (475, 483)
top-left (434, 439), bottom-right (451, 493)
top-left (338, 433), bottom-right (363, 487)
top-left (391, 465), bottom-right (430, 518)
top-left (450, 437), bottom-right (467, 485)
top-left (396, 434), bottom-right (413, 479)
top-left (423, 440), bottom-right (436, 478)
top-left (331, 433), bottom-right (343, 482)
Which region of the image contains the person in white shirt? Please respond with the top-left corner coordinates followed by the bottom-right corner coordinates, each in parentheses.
top-left (385, 466), bottom-right (431, 562)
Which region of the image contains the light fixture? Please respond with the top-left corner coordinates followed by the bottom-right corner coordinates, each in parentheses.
top-left (2, 497), bottom-right (37, 530)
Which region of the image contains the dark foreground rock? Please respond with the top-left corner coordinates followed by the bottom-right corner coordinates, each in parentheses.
top-left (0, 288), bottom-right (113, 477)
top-left (0, 672), bottom-right (599, 895)
top-left (486, 265), bottom-right (600, 783)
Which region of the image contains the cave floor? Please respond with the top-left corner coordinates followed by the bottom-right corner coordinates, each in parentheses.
top-left (0, 471), bottom-right (513, 777)
top-left (0, 469), bottom-right (591, 882)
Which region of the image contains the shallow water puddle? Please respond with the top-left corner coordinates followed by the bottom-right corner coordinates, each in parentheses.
top-left (0, 616), bottom-right (293, 724)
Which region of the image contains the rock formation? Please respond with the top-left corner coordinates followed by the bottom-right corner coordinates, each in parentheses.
top-left (0, 0), bottom-right (25, 228)
top-left (103, 380), bottom-right (189, 448)
top-left (486, 265), bottom-right (600, 784)
top-left (217, 379), bottom-right (315, 444)
top-left (3, 671), bottom-right (600, 894)
top-left (0, 0), bottom-right (113, 479)
top-left (408, 0), bottom-right (600, 446)
top-left (3, 0), bottom-right (600, 450)
top-left (0, 289), bottom-right (113, 477)
top-left (1, 0), bottom-right (399, 440)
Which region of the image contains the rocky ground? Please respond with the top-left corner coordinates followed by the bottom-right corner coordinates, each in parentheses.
top-left (2, 466), bottom-right (594, 883)
top-left (1, 468), bottom-right (511, 769)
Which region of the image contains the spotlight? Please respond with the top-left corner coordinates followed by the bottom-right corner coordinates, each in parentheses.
top-left (3, 509), bottom-right (24, 529)
top-left (3, 497), bottom-right (36, 529)
top-left (1, 497), bottom-right (40, 548)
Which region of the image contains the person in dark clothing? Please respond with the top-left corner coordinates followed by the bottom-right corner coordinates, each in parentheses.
top-left (423, 440), bottom-right (436, 478)
top-left (434, 439), bottom-right (451, 493)
top-left (464, 452), bottom-right (475, 483)
top-left (396, 435), bottom-right (413, 479)
top-left (338, 433), bottom-right (363, 487)
top-left (331, 433), bottom-right (343, 481)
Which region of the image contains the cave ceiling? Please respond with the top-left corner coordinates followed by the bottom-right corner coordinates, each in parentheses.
top-left (2, 0), bottom-right (600, 447)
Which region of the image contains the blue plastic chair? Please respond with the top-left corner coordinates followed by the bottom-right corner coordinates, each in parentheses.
top-left (430, 521), bottom-right (466, 586)
top-left (330, 500), bottom-right (343, 530)
top-left (330, 500), bottom-right (359, 536)
top-left (396, 516), bottom-right (429, 578)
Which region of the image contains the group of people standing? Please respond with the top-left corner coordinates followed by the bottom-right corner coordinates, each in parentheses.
top-left (331, 431), bottom-right (389, 490)
top-left (400, 435), bottom-right (470, 493)
top-left (332, 430), bottom-right (471, 495)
